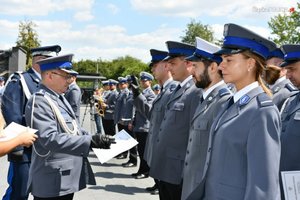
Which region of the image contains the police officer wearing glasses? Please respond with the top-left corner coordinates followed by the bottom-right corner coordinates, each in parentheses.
top-left (2, 45), bottom-right (61, 200)
top-left (24, 54), bottom-right (114, 200)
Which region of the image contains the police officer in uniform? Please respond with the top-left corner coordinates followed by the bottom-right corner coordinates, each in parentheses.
top-left (149, 41), bottom-right (202, 200)
top-left (181, 37), bottom-right (231, 200)
top-left (188, 23), bottom-right (281, 200)
top-left (64, 70), bottom-right (81, 120)
top-left (265, 47), bottom-right (298, 110)
top-left (279, 44), bottom-right (300, 200)
top-left (135, 49), bottom-right (177, 194)
top-left (102, 79), bottom-right (118, 136)
top-left (131, 72), bottom-right (156, 178)
top-left (1, 45), bottom-right (61, 200)
top-left (114, 76), bottom-right (135, 160)
top-left (24, 54), bottom-right (114, 200)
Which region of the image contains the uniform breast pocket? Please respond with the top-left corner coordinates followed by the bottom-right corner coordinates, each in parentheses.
top-left (170, 102), bottom-right (184, 122)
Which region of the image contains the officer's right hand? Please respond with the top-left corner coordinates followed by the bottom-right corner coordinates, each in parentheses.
top-left (90, 134), bottom-right (116, 149)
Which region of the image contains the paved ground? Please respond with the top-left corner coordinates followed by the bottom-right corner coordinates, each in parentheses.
top-left (0, 105), bottom-right (158, 200)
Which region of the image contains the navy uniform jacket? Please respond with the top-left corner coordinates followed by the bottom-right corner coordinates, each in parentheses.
top-left (280, 91), bottom-right (300, 173)
top-left (25, 84), bottom-right (94, 198)
top-left (1, 68), bottom-right (40, 162)
top-left (149, 79), bottom-right (202, 184)
top-left (64, 82), bottom-right (82, 120)
top-left (104, 89), bottom-right (118, 120)
top-left (181, 83), bottom-right (231, 200)
top-left (188, 87), bottom-right (281, 200)
top-left (271, 78), bottom-right (298, 110)
top-left (134, 80), bottom-right (177, 166)
top-left (114, 88), bottom-right (134, 125)
top-left (132, 87), bottom-right (156, 132)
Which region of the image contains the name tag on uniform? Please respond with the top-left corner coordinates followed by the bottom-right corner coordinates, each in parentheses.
top-left (173, 102), bottom-right (184, 111)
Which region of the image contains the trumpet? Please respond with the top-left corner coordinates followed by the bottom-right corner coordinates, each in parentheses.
top-left (93, 88), bottom-right (106, 117)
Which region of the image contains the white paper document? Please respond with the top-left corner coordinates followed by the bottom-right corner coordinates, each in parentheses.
top-left (0, 122), bottom-right (37, 142)
top-left (281, 171), bottom-right (300, 200)
top-left (92, 129), bottom-right (138, 164)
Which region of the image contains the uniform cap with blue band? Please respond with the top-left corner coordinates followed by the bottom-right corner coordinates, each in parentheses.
top-left (140, 71), bottom-right (154, 81)
top-left (164, 41), bottom-right (195, 60)
top-left (267, 48), bottom-right (284, 60)
top-left (109, 79), bottom-right (118, 85)
top-left (30, 45), bottom-right (61, 57)
top-left (186, 37), bottom-right (222, 64)
top-left (280, 44), bottom-right (300, 67)
top-left (37, 54), bottom-right (75, 74)
top-left (215, 23), bottom-right (275, 60)
top-left (102, 80), bottom-right (109, 86)
top-left (118, 77), bottom-right (128, 83)
top-left (149, 49), bottom-right (169, 66)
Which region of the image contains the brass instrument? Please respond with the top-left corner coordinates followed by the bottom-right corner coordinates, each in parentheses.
top-left (94, 88), bottom-right (106, 117)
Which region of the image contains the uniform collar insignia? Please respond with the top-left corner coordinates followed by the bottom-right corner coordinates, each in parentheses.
top-left (239, 94), bottom-right (250, 106)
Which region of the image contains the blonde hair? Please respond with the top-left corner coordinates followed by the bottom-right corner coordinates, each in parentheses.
top-left (263, 65), bottom-right (281, 85)
top-left (242, 50), bottom-right (273, 97)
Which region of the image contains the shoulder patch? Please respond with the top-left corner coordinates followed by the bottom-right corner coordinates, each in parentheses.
top-left (257, 93), bottom-right (273, 107)
top-left (218, 88), bottom-right (231, 97)
top-left (285, 83), bottom-right (298, 92)
top-left (239, 95), bottom-right (251, 106)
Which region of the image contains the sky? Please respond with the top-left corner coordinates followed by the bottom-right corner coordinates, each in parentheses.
top-left (0, 0), bottom-right (298, 63)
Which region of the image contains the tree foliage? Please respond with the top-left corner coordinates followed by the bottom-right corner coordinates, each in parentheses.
top-left (16, 20), bottom-right (41, 67)
top-left (268, 3), bottom-right (300, 45)
top-left (180, 19), bottom-right (214, 45)
top-left (73, 55), bottom-right (149, 88)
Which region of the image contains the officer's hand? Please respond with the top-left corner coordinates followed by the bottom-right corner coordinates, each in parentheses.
top-left (90, 134), bottom-right (116, 149)
top-left (130, 75), bottom-right (140, 98)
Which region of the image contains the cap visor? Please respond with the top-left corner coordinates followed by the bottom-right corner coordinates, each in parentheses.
top-left (280, 60), bottom-right (298, 68)
top-left (214, 48), bottom-right (244, 56)
top-left (60, 68), bottom-right (78, 76)
top-left (185, 55), bottom-right (202, 62)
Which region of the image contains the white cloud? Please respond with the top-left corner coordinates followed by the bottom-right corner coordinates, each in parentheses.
top-left (107, 4), bottom-right (120, 15)
top-left (0, 0), bottom-right (95, 22)
top-left (3, 19), bottom-right (181, 62)
top-left (130, 0), bottom-right (296, 19)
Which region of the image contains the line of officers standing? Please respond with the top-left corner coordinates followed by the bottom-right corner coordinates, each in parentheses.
top-left (1, 22), bottom-right (300, 200)
top-left (96, 23), bottom-right (300, 200)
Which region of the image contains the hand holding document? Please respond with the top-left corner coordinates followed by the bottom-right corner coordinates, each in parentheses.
top-left (92, 129), bottom-right (138, 164)
top-left (0, 122), bottom-right (38, 142)
top-left (281, 171), bottom-right (300, 200)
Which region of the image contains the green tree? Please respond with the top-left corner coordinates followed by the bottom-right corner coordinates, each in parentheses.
top-left (268, 3), bottom-right (300, 45)
top-left (180, 19), bottom-right (214, 44)
top-left (16, 20), bottom-right (41, 67)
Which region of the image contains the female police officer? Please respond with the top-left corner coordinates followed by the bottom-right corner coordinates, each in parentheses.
top-left (187, 23), bottom-right (281, 200)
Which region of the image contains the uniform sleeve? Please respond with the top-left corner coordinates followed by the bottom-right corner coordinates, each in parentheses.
top-left (25, 95), bottom-right (91, 157)
top-left (65, 87), bottom-right (81, 119)
top-left (245, 106), bottom-right (281, 200)
top-left (133, 92), bottom-right (156, 119)
top-left (1, 76), bottom-right (24, 125)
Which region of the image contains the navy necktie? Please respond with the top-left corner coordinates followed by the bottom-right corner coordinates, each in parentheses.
top-left (227, 97), bottom-right (234, 109)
